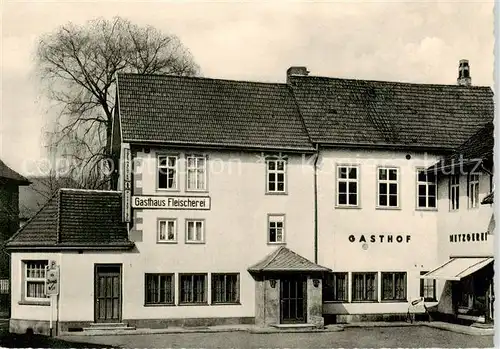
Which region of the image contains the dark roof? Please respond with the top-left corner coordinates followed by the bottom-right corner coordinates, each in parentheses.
top-left (248, 246), bottom-right (330, 273)
top-left (482, 192), bottom-right (494, 205)
top-left (19, 176), bottom-right (80, 220)
top-left (117, 74), bottom-right (314, 151)
top-left (0, 159), bottom-right (29, 184)
top-left (427, 121), bottom-right (494, 173)
top-left (289, 75), bottom-right (494, 149)
top-left (7, 189), bottom-right (133, 250)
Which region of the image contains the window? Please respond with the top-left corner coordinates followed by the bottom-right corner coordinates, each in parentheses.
top-left (449, 175), bottom-right (460, 210)
top-left (268, 215), bottom-right (285, 243)
top-left (186, 220), bottom-right (204, 243)
top-left (186, 155), bottom-right (207, 191)
top-left (468, 173), bottom-right (480, 208)
top-left (211, 273), bottom-right (240, 304)
top-left (381, 272), bottom-right (407, 301)
top-left (352, 272), bottom-right (377, 302)
top-left (158, 155), bottom-right (178, 190)
top-left (337, 166), bottom-right (359, 206)
top-left (323, 272), bottom-right (348, 302)
top-left (158, 219), bottom-right (177, 242)
top-left (417, 170), bottom-right (437, 209)
top-left (420, 271), bottom-right (436, 302)
top-left (24, 261), bottom-right (48, 300)
top-left (378, 168), bottom-right (399, 207)
top-left (179, 274), bottom-right (207, 304)
top-left (267, 159), bottom-right (286, 193)
top-left (145, 274), bottom-right (174, 305)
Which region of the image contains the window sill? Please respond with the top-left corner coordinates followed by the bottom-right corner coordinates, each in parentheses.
top-left (351, 300), bottom-right (379, 303)
top-left (185, 189), bottom-right (209, 194)
top-left (185, 241), bottom-right (206, 245)
top-left (267, 242), bottom-right (286, 246)
top-left (178, 302), bottom-right (209, 306)
top-left (157, 241), bottom-right (178, 244)
top-left (18, 300), bottom-right (50, 306)
top-left (335, 205), bottom-right (361, 209)
top-left (156, 188), bottom-right (181, 193)
top-left (323, 300), bottom-right (349, 304)
top-left (381, 299), bottom-right (408, 303)
top-left (376, 206), bottom-right (401, 211)
top-left (144, 303), bottom-right (176, 307)
top-left (210, 302), bottom-right (241, 306)
top-left (265, 192), bottom-right (288, 196)
top-left (415, 208), bottom-right (438, 212)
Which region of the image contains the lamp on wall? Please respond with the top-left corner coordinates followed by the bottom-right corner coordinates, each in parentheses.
top-left (313, 279), bottom-right (320, 288)
top-left (269, 279), bottom-right (277, 288)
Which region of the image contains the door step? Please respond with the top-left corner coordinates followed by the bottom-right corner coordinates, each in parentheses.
top-left (83, 323), bottom-right (135, 331)
top-left (270, 323), bottom-right (318, 331)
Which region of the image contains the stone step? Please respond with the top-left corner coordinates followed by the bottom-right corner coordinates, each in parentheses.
top-left (88, 322), bottom-right (128, 328)
top-left (83, 323), bottom-right (135, 331)
top-left (270, 323), bottom-right (318, 331)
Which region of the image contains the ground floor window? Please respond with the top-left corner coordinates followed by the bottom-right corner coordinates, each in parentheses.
top-left (24, 260), bottom-right (48, 300)
top-left (211, 273), bottom-right (239, 304)
top-left (352, 272), bottom-right (377, 302)
top-left (180, 274), bottom-right (207, 304)
top-left (323, 272), bottom-right (348, 302)
top-left (381, 272), bottom-right (407, 301)
top-left (420, 272), bottom-right (436, 302)
top-left (145, 273), bottom-right (174, 305)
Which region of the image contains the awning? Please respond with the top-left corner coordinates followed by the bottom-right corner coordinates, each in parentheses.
top-left (421, 257), bottom-right (494, 281)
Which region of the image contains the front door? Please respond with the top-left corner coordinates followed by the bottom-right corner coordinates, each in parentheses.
top-left (280, 276), bottom-right (307, 324)
top-left (94, 264), bottom-right (122, 323)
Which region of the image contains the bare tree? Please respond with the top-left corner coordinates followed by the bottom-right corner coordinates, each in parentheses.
top-left (36, 16), bottom-right (200, 189)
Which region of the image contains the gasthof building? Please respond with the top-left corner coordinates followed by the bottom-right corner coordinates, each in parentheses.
top-left (6, 60), bottom-right (494, 334)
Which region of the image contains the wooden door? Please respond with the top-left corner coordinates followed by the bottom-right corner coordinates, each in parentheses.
top-left (94, 264), bottom-right (122, 323)
top-left (280, 276), bottom-right (307, 324)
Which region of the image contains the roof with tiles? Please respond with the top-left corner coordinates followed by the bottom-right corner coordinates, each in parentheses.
top-left (117, 73), bottom-right (314, 152)
top-left (0, 159), bottom-right (29, 184)
top-left (288, 75), bottom-right (494, 149)
top-left (248, 246), bottom-right (331, 273)
top-left (6, 189), bottom-right (133, 250)
top-left (427, 121), bottom-right (494, 173)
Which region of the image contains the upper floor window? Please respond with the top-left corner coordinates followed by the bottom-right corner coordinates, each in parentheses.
top-left (186, 219), bottom-right (205, 243)
top-left (449, 174), bottom-right (460, 211)
top-left (468, 173), bottom-right (480, 209)
top-left (267, 159), bottom-right (286, 193)
top-left (268, 214), bottom-right (285, 244)
top-left (186, 155), bottom-right (207, 191)
top-left (158, 219), bottom-right (177, 243)
top-left (416, 170), bottom-right (436, 209)
top-left (158, 155), bottom-right (178, 190)
top-left (337, 166), bottom-right (359, 207)
top-left (378, 168), bottom-right (399, 208)
top-left (24, 260), bottom-right (48, 301)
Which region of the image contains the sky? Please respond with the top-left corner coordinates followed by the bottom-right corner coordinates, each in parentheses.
top-left (0, 0), bottom-right (495, 176)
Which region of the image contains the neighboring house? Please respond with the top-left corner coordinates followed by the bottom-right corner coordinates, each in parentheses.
top-left (19, 176), bottom-right (79, 227)
top-left (423, 121), bottom-right (494, 324)
top-left (6, 60), bottom-right (494, 334)
top-left (0, 159), bottom-right (30, 317)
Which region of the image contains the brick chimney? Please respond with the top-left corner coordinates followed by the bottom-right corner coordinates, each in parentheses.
top-left (457, 59), bottom-right (471, 86)
top-left (287, 66), bottom-right (309, 84)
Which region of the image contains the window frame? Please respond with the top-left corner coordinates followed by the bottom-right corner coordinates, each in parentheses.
top-left (420, 271), bottom-right (437, 302)
top-left (179, 273), bottom-right (208, 305)
top-left (186, 154), bottom-right (208, 192)
top-left (185, 219), bottom-right (205, 244)
top-left (323, 272), bottom-right (349, 302)
top-left (267, 214), bottom-right (286, 244)
top-left (381, 272), bottom-right (407, 302)
top-left (416, 169), bottom-right (437, 210)
top-left (157, 154), bottom-right (180, 191)
top-left (468, 173), bottom-right (480, 209)
top-left (449, 174), bottom-right (460, 211)
top-left (144, 273), bottom-right (175, 306)
top-left (351, 272), bottom-right (378, 302)
top-left (211, 273), bottom-right (240, 305)
top-left (377, 167), bottom-right (400, 209)
top-left (266, 158), bottom-right (287, 194)
top-left (23, 260), bottom-right (49, 302)
top-left (336, 165), bottom-right (360, 208)
top-left (157, 218), bottom-right (178, 243)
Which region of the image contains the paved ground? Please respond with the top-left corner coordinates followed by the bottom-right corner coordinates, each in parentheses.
top-left (56, 326), bottom-right (494, 348)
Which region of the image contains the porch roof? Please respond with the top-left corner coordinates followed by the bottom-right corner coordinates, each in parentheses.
top-left (248, 246), bottom-right (331, 273)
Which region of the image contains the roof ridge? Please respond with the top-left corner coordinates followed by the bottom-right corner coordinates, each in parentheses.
top-left (6, 190), bottom-right (60, 245)
top-left (260, 246), bottom-right (286, 270)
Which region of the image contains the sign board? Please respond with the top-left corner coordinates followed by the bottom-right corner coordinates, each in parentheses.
top-left (132, 196), bottom-right (211, 210)
top-left (45, 261), bottom-right (59, 296)
top-left (122, 144), bottom-right (132, 222)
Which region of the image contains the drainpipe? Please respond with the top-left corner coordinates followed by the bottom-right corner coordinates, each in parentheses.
top-left (313, 145), bottom-right (320, 264)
